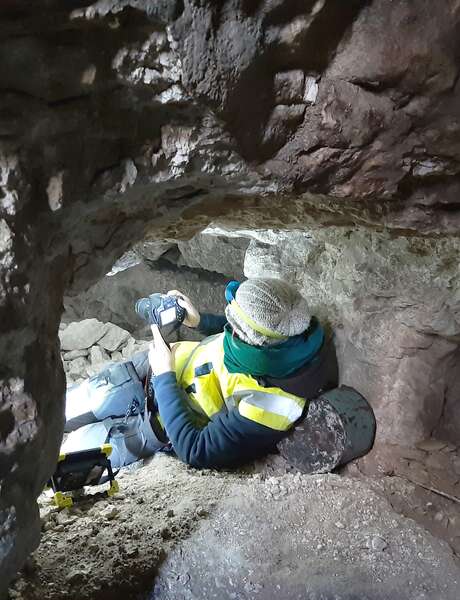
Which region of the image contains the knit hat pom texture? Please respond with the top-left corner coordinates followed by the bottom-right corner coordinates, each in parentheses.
top-left (225, 278), bottom-right (311, 346)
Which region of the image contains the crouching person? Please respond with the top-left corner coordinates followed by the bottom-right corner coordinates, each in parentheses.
top-left (149, 278), bottom-right (339, 469)
top-left (63, 278), bottom-right (337, 471)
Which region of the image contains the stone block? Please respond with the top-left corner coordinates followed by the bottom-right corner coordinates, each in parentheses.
top-left (274, 70), bottom-right (305, 104)
top-left (97, 323), bottom-right (131, 353)
top-left (89, 345), bottom-right (110, 365)
top-left (59, 319), bottom-right (107, 351)
top-left (133, 340), bottom-right (150, 353)
top-left (122, 337), bottom-right (137, 359)
top-left (62, 349), bottom-right (89, 361)
top-left (67, 357), bottom-right (89, 379)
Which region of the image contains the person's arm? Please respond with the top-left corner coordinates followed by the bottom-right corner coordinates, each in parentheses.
top-left (153, 372), bottom-right (286, 469)
top-left (196, 313), bottom-right (227, 336)
top-left (167, 290), bottom-right (227, 335)
top-left (148, 324), bottom-right (283, 469)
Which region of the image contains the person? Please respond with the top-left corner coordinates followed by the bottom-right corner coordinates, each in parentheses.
top-left (147, 277), bottom-right (338, 469)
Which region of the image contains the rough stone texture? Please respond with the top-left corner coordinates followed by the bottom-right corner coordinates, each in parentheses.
top-left (89, 345), bottom-right (110, 365)
top-left (2, 0), bottom-right (460, 591)
top-left (63, 251), bottom-right (230, 338)
top-left (63, 230), bottom-right (247, 336)
top-left (152, 473), bottom-right (460, 600)
top-left (8, 456), bottom-right (460, 600)
top-left (176, 230), bottom-right (248, 279)
top-left (62, 349), bottom-right (89, 361)
top-left (60, 320), bottom-right (150, 386)
top-left (97, 323), bottom-right (131, 352)
top-left (66, 356), bottom-right (90, 380)
top-left (59, 319), bottom-right (107, 351)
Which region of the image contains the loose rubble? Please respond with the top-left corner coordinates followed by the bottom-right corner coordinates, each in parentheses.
top-left (153, 469), bottom-right (460, 600)
top-left (59, 319), bottom-right (150, 386)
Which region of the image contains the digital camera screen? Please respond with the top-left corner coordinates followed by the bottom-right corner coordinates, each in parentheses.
top-left (160, 306), bottom-right (177, 326)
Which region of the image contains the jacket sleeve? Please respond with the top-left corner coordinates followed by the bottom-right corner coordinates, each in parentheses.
top-left (153, 372), bottom-right (286, 469)
top-left (196, 313), bottom-right (227, 336)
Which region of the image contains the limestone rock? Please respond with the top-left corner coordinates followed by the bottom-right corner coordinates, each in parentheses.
top-left (65, 569), bottom-right (87, 586)
top-left (133, 340), bottom-right (150, 354)
top-left (97, 323), bottom-right (131, 353)
top-left (274, 70), bottom-right (305, 104)
top-left (62, 349), bottom-right (89, 361)
top-left (66, 357), bottom-right (90, 380)
top-left (63, 253), bottom-right (228, 339)
top-left (177, 229), bottom-right (248, 279)
top-left (133, 240), bottom-right (174, 263)
top-left (59, 319), bottom-right (107, 351)
top-left (89, 345), bottom-right (110, 365)
top-left (106, 250), bottom-right (141, 276)
top-left (121, 338), bottom-right (136, 359)
top-left (365, 536), bottom-right (388, 552)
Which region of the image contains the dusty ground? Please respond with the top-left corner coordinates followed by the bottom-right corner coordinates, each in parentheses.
top-left (7, 453), bottom-right (232, 600)
top-left (7, 452), bottom-right (460, 600)
top-left (152, 473), bottom-right (460, 600)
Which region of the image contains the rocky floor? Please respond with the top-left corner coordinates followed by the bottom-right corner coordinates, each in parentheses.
top-left (8, 454), bottom-right (228, 600)
top-left (152, 472), bottom-right (460, 600)
top-left (7, 452), bottom-right (460, 600)
top-left (350, 441), bottom-right (460, 558)
top-left (12, 319), bottom-right (459, 600)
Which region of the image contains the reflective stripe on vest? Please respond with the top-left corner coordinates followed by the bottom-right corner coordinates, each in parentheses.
top-left (172, 334), bottom-right (306, 431)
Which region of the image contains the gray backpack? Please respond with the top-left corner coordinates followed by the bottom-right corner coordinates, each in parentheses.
top-left (63, 360), bottom-right (167, 471)
top-left (65, 361), bottom-right (146, 432)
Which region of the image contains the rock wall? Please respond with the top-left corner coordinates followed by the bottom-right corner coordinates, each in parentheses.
top-left (237, 227), bottom-right (460, 447)
top-left (2, 0), bottom-right (460, 592)
top-left (63, 233), bottom-right (247, 337)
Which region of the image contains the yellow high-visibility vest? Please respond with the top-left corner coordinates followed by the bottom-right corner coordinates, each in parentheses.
top-left (172, 334), bottom-right (306, 431)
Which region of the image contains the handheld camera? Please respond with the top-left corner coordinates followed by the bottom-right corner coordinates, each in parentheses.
top-left (135, 293), bottom-right (186, 329)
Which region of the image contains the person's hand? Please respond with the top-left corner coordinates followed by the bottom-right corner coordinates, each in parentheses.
top-left (167, 289), bottom-right (200, 328)
top-left (148, 325), bottom-right (174, 376)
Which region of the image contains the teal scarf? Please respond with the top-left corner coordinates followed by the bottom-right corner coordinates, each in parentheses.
top-left (223, 319), bottom-right (324, 378)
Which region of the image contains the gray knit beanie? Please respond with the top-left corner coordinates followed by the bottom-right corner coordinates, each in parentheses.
top-left (225, 278), bottom-right (311, 346)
